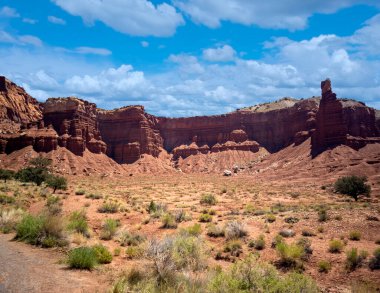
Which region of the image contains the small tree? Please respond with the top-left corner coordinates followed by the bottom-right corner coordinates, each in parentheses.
top-left (15, 167), bottom-right (47, 186)
top-left (334, 175), bottom-right (371, 201)
top-left (0, 169), bottom-right (15, 182)
top-left (29, 156), bottom-right (52, 169)
top-left (46, 175), bottom-right (67, 193)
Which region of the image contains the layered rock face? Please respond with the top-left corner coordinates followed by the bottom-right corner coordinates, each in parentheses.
top-left (0, 76), bottom-right (379, 165)
top-left (43, 98), bottom-right (106, 156)
top-left (312, 79), bottom-right (380, 153)
top-left (97, 106), bottom-right (162, 164)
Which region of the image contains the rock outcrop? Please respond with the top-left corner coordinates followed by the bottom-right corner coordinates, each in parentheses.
top-left (0, 76), bottom-right (379, 168)
top-left (43, 98), bottom-right (106, 156)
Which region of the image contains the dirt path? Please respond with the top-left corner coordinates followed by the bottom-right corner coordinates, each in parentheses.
top-left (0, 234), bottom-right (109, 293)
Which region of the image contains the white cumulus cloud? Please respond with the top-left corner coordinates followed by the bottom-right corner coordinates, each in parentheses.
top-left (203, 45), bottom-right (236, 62)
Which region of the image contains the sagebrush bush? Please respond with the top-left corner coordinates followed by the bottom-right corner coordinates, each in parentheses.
top-left (67, 210), bottom-right (89, 237)
top-left (345, 248), bottom-right (367, 271)
top-left (200, 194), bottom-right (217, 205)
top-left (369, 248), bottom-right (380, 270)
top-left (348, 230), bottom-right (361, 241)
top-left (223, 240), bottom-right (242, 257)
top-left (334, 175), bottom-right (371, 201)
top-left (118, 229), bottom-right (146, 246)
top-left (199, 212), bottom-right (213, 222)
top-left (0, 208), bottom-right (24, 233)
top-left (253, 234), bottom-right (266, 250)
top-left (207, 224), bottom-right (225, 238)
top-left (75, 189), bottom-right (85, 195)
top-left (100, 218), bottom-right (118, 240)
top-left (98, 201), bottom-right (119, 213)
top-left (67, 246), bottom-right (97, 270)
top-left (182, 223), bottom-right (202, 237)
top-left (318, 260), bottom-right (331, 273)
top-left (161, 212), bottom-right (177, 229)
top-left (125, 246), bottom-right (144, 259)
top-left (225, 221), bottom-right (247, 240)
top-left (328, 239), bottom-right (344, 253)
top-left (172, 234), bottom-right (206, 271)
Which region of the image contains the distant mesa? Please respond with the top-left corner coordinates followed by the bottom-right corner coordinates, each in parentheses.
top-left (0, 76), bottom-right (379, 171)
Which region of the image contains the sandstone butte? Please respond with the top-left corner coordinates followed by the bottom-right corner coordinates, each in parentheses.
top-left (0, 75), bottom-right (379, 175)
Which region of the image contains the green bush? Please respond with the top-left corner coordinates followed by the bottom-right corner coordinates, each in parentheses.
top-left (276, 242), bottom-right (305, 269)
top-left (67, 210), bottom-right (89, 236)
top-left (334, 175), bottom-right (371, 201)
top-left (0, 208), bottom-right (24, 233)
top-left (348, 230), bottom-right (361, 241)
top-left (45, 175), bottom-right (67, 193)
top-left (345, 248), bottom-right (367, 271)
top-left (0, 169), bottom-right (15, 182)
top-left (146, 201), bottom-right (167, 218)
top-left (125, 246), bottom-right (144, 259)
top-left (100, 218), bottom-right (118, 240)
top-left (15, 213), bottom-right (66, 247)
top-left (318, 260), bottom-right (331, 273)
top-left (98, 201), bottom-right (119, 213)
top-left (161, 212), bottom-right (177, 228)
top-left (118, 230), bottom-right (146, 246)
top-left (172, 234), bottom-right (206, 270)
top-left (0, 194), bottom-right (16, 205)
top-left (200, 194), bottom-right (217, 205)
top-left (93, 244), bottom-right (113, 264)
top-left (67, 247), bottom-right (97, 270)
top-left (369, 248), bottom-right (380, 270)
top-left (199, 213), bottom-right (213, 223)
top-left (253, 234), bottom-right (266, 250)
top-left (75, 189), bottom-right (86, 195)
top-left (15, 214), bottom-right (45, 245)
top-left (15, 157), bottom-right (52, 186)
top-left (318, 208), bottom-right (329, 222)
top-left (223, 240), bottom-right (242, 257)
top-left (266, 214), bottom-right (276, 223)
top-left (328, 239), bottom-right (344, 253)
top-left (182, 223), bottom-right (202, 236)
top-left (208, 255), bottom-right (318, 293)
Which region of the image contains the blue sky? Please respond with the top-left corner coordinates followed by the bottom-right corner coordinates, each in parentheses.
top-left (0, 0), bottom-right (380, 116)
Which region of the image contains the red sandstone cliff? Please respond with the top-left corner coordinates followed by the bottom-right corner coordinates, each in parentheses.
top-left (0, 76), bottom-right (379, 170)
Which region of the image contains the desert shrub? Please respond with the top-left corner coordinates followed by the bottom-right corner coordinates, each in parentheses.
top-left (225, 221), bottom-right (247, 240)
top-left (276, 242), bottom-right (305, 269)
top-left (207, 224), bottom-right (225, 238)
top-left (266, 214), bottom-right (276, 223)
top-left (224, 240), bottom-right (243, 256)
top-left (244, 203), bottom-right (255, 214)
top-left (334, 175), bottom-right (371, 201)
top-left (279, 229), bottom-right (295, 238)
top-left (93, 244), bottom-right (113, 264)
top-left (98, 201), bottom-right (119, 213)
top-left (114, 247), bottom-right (121, 256)
top-left (75, 189), bottom-right (85, 195)
top-left (284, 217), bottom-right (299, 224)
top-left (100, 218), bottom-right (118, 240)
top-left (67, 210), bottom-right (89, 237)
top-left (0, 208), bottom-right (24, 233)
top-left (0, 194), bottom-right (15, 205)
top-left (46, 195), bottom-right (62, 215)
top-left (67, 246), bottom-right (97, 270)
top-left (253, 234), bottom-right (266, 250)
top-left (328, 239), bottom-right (344, 253)
top-left (0, 169), bottom-right (15, 183)
top-left (345, 248), bottom-right (367, 271)
top-left (348, 230), bottom-right (361, 241)
top-left (161, 212), bottom-right (177, 229)
top-left (271, 234), bottom-right (284, 248)
top-left (118, 229), bottom-right (146, 246)
top-left (45, 175), bottom-right (67, 193)
top-left (208, 255), bottom-right (318, 293)
top-left (15, 157), bottom-right (52, 186)
top-left (200, 194), bottom-right (217, 205)
top-left (172, 234), bottom-right (206, 270)
top-left (368, 248), bottom-right (380, 270)
top-left (301, 229), bottom-right (315, 237)
top-left (125, 246), bottom-right (144, 259)
top-left (318, 260), bottom-right (331, 273)
top-left (147, 201), bottom-right (167, 218)
top-left (199, 213), bottom-right (213, 223)
top-left (174, 209), bottom-right (190, 223)
top-left (85, 193), bottom-right (102, 199)
top-left (182, 223), bottom-right (202, 237)
top-left (297, 237), bottom-right (313, 258)
top-left (15, 213), bottom-right (66, 247)
top-left (318, 208), bottom-right (329, 222)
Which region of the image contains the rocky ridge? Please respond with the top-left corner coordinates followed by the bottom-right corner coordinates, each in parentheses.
top-left (0, 76), bottom-right (379, 173)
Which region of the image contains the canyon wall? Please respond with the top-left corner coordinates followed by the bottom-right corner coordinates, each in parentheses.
top-left (0, 76), bottom-right (379, 165)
